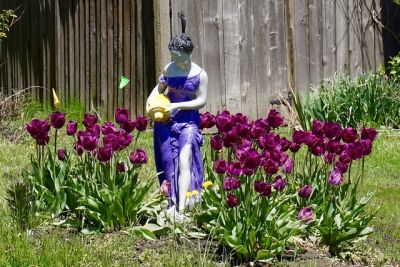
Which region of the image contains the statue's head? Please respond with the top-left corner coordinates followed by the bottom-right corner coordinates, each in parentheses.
top-left (168, 33), bottom-right (194, 54)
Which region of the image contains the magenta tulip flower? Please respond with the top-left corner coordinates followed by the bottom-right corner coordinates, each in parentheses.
top-left (129, 148), bottom-right (148, 164)
top-left (226, 193), bottom-right (239, 208)
top-left (298, 206), bottom-right (313, 223)
top-left (213, 159), bottom-right (227, 174)
top-left (328, 167), bottom-right (343, 186)
top-left (267, 109), bottom-right (284, 128)
top-left (57, 149), bottom-right (66, 161)
top-left (66, 120), bottom-right (78, 135)
top-left (49, 111), bottom-right (66, 129)
top-left (115, 108), bottom-right (130, 124)
top-left (82, 113), bottom-right (98, 128)
top-left (273, 175), bottom-right (287, 191)
top-left (298, 184), bottom-right (312, 199)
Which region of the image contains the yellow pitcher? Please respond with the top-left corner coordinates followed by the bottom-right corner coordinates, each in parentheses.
top-left (146, 94), bottom-right (171, 122)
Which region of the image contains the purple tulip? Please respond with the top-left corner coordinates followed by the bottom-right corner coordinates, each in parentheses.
top-left (289, 142), bottom-right (302, 153)
top-left (326, 140), bottom-right (341, 154)
top-left (328, 167), bottom-right (343, 186)
top-left (57, 149), bottom-right (66, 161)
top-left (258, 132), bottom-right (280, 151)
top-left (242, 150), bottom-right (261, 175)
top-left (213, 159), bottom-right (227, 174)
top-left (210, 135), bottom-right (223, 151)
top-left (348, 142), bottom-right (363, 160)
top-left (117, 130), bottom-right (133, 150)
top-left (226, 193), bottom-right (239, 208)
top-left (273, 175), bottom-right (287, 191)
top-left (66, 121), bottom-right (78, 136)
top-left (25, 119), bottom-right (51, 140)
top-left (74, 143), bottom-right (84, 156)
top-left (312, 120), bottom-right (325, 137)
top-left (83, 113), bottom-right (98, 128)
top-left (263, 158), bottom-right (279, 175)
top-left (292, 130), bottom-right (310, 144)
top-left (97, 145), bottom-right (114, 162)
top-left (87, 124), bottom-right (101, 138)
top-left (267, 109), bottom-right (284, 128)
top-left (121, 120), bottom-right (137, 133)
top-left (341, 127), bottom-right (358, 143)
top-left (323, 152), bottom-right (335, 164)
top-left (226, 161), bottom-right (242, 177)
top-left (236, 123), bottom-right (251, 139)
top-left (360, 139), bottom-right (372, 156)
top-left (78, 131), bottom-right (98, 151)
top-left (223, 176), bottom-right (241, 191)
top-left (199, 112), bottom-right (216, 129)
top-left (361, 127), bottom-right (378, 141)
top-left (298, 206), bottom-right (313, 223)
top-left (234, 113), bottom-right (248, 125)
top-left (254, 180), bottom-right (272, 197)
top-left (102, 134), bottom-right (119, 151)
top-left (215, 111), bottom-right (234, 133)
top-left (298, 185), bottom-right (312, 199)
top-left (250, 124), bottom-right (264, 139)
top-left (283, 158), bottom-right (293, 173)
top-left (335, 161), bottom-right (349, 173)
top-left (323, 122), bottom-right (341, 139)
top-left (338, 149), bottom-right (352, 164)
top-left (49, 111), bottom-right (66, 129)
top-left (135, 116), bottom-right (149, 132)
top-left (281, 138), bottom-right (291, 151)
top-left (129, 148), bottom-right (148, 164)
top-left (223, 129), bottom-right (239, 148)
top-left (101, 122), bottom-right (118, 135)
top-left (117, 162), bottom-right (126, 172)
top-left (115, 108), bottom-right (130, 124)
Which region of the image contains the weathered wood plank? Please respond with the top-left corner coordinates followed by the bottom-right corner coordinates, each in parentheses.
top-left (135, 0), bottom-right (143, 116)
top-left (203, 0), bottom-right (225, 113)
top-left (100, 0), bottom-right (107, 116)
top-left (123, 0), bottom-right (131, 112)
top-left (293, 0), bottom-right (310, 92)
top-left (308, 0), bottom-right (322, 85)
top-left (238, 0), bottom-right (257, 119)
top-left (222, 0), bottom-right (241, 114)
top-left (336, 0), bottom-right (349, 74)
top-left (348, 0), bottom-right (363, 77)
top-left (267, 0), bottom-right (288, 112)
top-left (129, 0), bottom-right (136, 117)
top-left (254, 0), bottom-right (269, 118)
top-left (107, 0), bottom-right (114, 119)
top-left (322, 0), bottom-right (336, 79)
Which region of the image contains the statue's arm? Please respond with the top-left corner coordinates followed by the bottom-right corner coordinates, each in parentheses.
top-left (168, 71), bottom-right (208, 112)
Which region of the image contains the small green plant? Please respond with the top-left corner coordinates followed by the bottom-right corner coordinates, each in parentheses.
top-left (6, 180), bottom-right (32, 231)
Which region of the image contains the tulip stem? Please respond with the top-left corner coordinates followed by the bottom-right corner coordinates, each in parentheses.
top-left (54, 129), bottom-right (58, 157)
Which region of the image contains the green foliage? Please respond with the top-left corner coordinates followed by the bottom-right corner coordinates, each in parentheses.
top-left (388, 52), bottom-right (400, 83)
top-left (5, 180), bottom-right (33, 231)
top-left (0, 9), bottom-right (16, 39)
top-left (298, 74), bottom-right (400, 128)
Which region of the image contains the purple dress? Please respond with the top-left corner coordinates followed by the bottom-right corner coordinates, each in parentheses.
top-left (154, 71), bottom-right (204, 207)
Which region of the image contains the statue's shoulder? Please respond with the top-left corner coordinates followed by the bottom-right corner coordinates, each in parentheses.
top-left (163, 62), bottom-right (174, 77)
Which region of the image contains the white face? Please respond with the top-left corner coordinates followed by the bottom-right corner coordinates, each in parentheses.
top-left (170, 50), bottom-right (191, 66)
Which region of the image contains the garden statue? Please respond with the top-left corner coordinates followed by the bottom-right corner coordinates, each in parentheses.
top-left (146, 13), bottom-right (208, 221)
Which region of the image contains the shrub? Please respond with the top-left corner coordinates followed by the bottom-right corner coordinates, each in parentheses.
top-left (297, 74), bottom-right (400, 128)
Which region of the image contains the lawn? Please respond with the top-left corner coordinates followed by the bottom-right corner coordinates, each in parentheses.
top-left (0, 122), bottom-right (399, 266)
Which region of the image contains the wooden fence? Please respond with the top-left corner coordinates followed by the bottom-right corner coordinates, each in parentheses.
top-left (1, 0), bottom-right (384, 119)
top-left (156, 0), bottom-right (384, 118)
top-left (0, 0), bottom-right (155, 119)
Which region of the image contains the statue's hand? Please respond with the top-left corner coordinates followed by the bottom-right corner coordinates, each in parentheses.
top-left (165, 103), bottom-right (179, 115)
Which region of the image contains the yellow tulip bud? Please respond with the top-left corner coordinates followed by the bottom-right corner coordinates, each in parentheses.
top-left (185, 192), bottom-right (193, 198)
top-left (52, 88), bottom-right (60, 110)
top-left (191, 190), bottom-right (199, 196)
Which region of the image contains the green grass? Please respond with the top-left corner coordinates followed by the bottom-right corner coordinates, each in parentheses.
top-left (0, 122), bottom-right (399, 265)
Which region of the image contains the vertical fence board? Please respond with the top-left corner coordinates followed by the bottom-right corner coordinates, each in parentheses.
top-left (129, 1), bottom-right (137, 117)
top-left (203, 0), bottom-right (225, 113)
top-left (222, 0), bottom-right (241, 114)
top-left (238, 0), bottom-right (257, 118)
top-left (293, 0), bottom-right (310, 91)
top-left (254, 0), bottom-right (269, 118)
top-left (336, 0), bottom-right (349, 74)
top-left (308, 0), bottom-right (323, 85)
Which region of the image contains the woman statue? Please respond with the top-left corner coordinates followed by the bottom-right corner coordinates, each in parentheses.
top-left (146, 13), bottom-right (208, 219)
